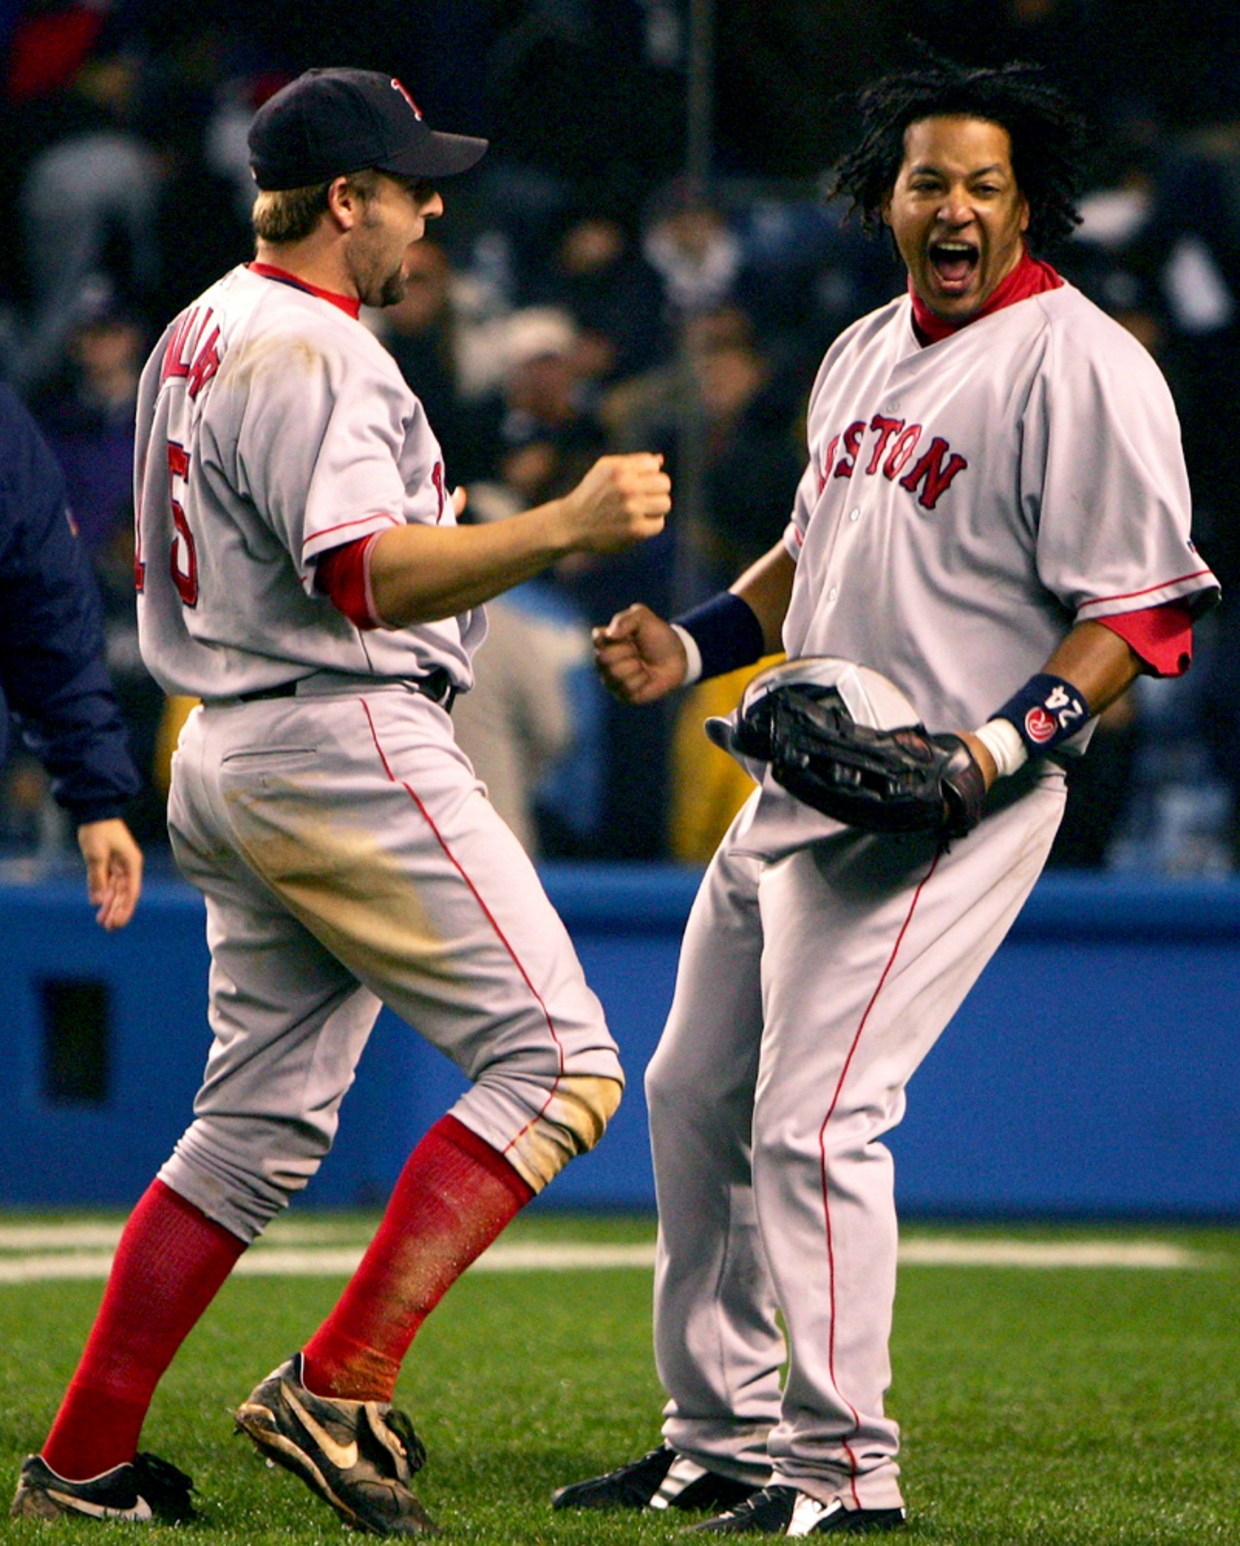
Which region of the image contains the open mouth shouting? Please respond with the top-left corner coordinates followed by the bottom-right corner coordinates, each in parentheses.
top-left (928, 238), bottom-right (980, 295)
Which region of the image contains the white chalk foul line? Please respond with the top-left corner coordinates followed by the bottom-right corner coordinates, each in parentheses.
top-left (0, 1230), bottom-right (1205, 1283)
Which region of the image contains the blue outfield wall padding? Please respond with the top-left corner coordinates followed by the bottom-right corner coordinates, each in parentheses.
top-left (1, 866), bottom-right (1238, 1217)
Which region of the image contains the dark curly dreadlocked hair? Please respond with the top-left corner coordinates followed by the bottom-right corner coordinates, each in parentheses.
top-left (828, 52), bottom-right (1088, 252)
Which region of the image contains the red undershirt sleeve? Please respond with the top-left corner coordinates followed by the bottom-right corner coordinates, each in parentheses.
top-left (313, 532), bottom-right (385, 630)
top-left (1096, 600), bottom-right (1194, 677)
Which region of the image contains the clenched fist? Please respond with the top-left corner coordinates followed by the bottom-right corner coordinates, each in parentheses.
top-left (593, 602), bottom-right (688, 705)
top-left (556, 454), bottom-right (671, 555)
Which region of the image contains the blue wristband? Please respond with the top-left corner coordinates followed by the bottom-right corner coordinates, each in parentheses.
top-left (672, 592), bottom-right (766, 682)
top-left (994, 672), bottom-right (1091, 756)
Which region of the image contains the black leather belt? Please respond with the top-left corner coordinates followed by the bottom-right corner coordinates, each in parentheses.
top-left (236, 668), bottom-right (456, 711)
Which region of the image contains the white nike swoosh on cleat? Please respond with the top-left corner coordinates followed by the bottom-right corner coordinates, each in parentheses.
top-left (46, 1488), bottom-right (153, 1522)
top-left (651, 1455), bottom-right (708, 1509)
top-left (282, 1385), bottom-right (360, 1471)
top-left (788, 1494), bottom-right (841, 1536)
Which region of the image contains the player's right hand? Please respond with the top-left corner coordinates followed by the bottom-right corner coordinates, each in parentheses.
top-left (559, 454), bottom-right (670, 555)
top-left (593, 602), bottom-right (687, 704)
top-left (77, 817), bottom-right (144, 931)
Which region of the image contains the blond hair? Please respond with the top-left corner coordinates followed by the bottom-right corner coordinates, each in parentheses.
top-left (251, 169), bottom-right (383, 245)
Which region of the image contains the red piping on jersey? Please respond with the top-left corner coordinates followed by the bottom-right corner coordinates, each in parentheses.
top-left (1076, 570), bottom-right (1216, 610)
top-left (303, 512), bottom-right (401, 558)
top-left (818, 850), bottom-right (941, 1507)
top-left (359, 698), bottom-right (568, 1162)
top-left (248, 261), bottom-right (362, 319)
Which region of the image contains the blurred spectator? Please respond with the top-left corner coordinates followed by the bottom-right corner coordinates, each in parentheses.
top-left (26, 278), bottom-right (168, 843)
top-left (732, 193), bottom-right (902, 370)
top-left (641, 179), bottom-right (745, 329)
top-left (483, 306), bottom-right (609, 500)
top-left (3, 1), bottom-right (112, 107)
top-left (1055, 221), bottom-right (1235, 871)
top-left (14, 46), bottom-right (161, 391)
top-left (366, 239), bottom-right (488, 481)
top-left (464, 306), bottom-right (674, 858)
top-left (450, 484), bottom-right (601, 858)
top-left (682, 335), bottom-right (803, 584)
top-left (478, 3), bottom-right (682, 295)
top-left (608, 312), bottom-right (802, 590)
top-left (528, 207), bottom-right (670, 394)
top-left (29, 278), bottom-right (145, 558)
top-left (0, 1), bottom-right (113, 315)
top-left (653, 328), bottom-right (803, 863)
top-left (602, 302), bottom-right (756, 450)
top-left (1070, 112), bottom-right (1240, 594)
top-left (138, 39), bottom-right (270, 323)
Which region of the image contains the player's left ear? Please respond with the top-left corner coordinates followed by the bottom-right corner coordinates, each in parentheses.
top-left (327, 175), bottom-right (360, 230)
top-left (1018, 195), bottom-right (1030, 234)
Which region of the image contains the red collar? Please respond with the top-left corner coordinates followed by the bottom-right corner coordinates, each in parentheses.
top-left (248, 262), bottom-right (361, 319)
top-left (909, 248), bottom-right (1063, 345)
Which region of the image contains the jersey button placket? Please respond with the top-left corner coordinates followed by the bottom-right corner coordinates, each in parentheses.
top-left (830, 506), bottom-right (861, 602)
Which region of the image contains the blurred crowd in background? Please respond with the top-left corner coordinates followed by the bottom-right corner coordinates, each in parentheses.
top-left (2, 0), bottom-right (1240, 874)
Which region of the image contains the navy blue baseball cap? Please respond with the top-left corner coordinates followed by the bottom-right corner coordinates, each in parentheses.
top-left (249, 68), bottom-right (488, 191)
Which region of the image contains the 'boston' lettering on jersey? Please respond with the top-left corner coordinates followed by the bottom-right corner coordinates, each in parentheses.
top-left (817, 415), bottom-right (969, 511)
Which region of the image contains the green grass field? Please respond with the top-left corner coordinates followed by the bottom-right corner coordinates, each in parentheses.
top-left (2, 1212), bottom-right (1237, 1544)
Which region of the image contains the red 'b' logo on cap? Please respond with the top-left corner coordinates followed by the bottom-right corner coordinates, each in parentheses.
top-left (1025, 706), bottom-right (1057, 744)
top-left (390, 78), bottom-right (423, 119)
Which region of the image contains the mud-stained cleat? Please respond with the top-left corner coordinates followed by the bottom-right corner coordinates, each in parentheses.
top-left (553, 1443), bottom-right (761, 1512)
top-left (234, 1353), bottom-right (438, 1536)
top-left (688, 1483), bottom-right (906, 1534)
top-left (10, 1451), bottom-right (195, 1523)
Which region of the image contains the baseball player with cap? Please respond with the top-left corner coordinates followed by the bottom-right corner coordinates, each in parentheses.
top-left (553, 54), bottom-right (1219, 1536)
top-left (12, 66), bottom-right (669, 1534)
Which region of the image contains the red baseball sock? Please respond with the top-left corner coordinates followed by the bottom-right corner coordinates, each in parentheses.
top-left (41, 1179), bottom-right (246, 1480)
top-left (302, 1115), bottom-right (534, 1402)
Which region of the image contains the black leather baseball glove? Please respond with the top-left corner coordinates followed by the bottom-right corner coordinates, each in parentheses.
top-left (738, 684), bottom-right (987, 838)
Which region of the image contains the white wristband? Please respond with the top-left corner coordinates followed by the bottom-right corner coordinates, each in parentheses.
top-left (972, 717), bottom-right (1029, 780)
top-left (670, 623), bottom-right (703, 686)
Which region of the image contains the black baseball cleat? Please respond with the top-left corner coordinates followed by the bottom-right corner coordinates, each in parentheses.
top-left (553, 1443), bottom-right (761, 1512)
top-left (687, 1483), bottom-right (906, 1534)
top-left (10, 1451), bottom-right (195, 1523)
top-left (234, 1352), bottom-right (438, 1536)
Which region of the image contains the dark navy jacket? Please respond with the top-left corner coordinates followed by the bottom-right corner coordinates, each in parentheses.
top-left (0, 384), bottom-right (140, 824)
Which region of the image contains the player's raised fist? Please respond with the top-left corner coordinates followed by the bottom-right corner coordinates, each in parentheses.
top-left (559, 453), bottom-right (671, 555)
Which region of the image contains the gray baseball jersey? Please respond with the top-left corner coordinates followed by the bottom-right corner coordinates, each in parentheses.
top-left (646, 280), bottom-right (1217, 1509)
top-left (135, 263), bottom-right (484, 700)
top-left (783, 279), bottom-right (1216, 731)
top-left (135, 262), bottom-right (621, 1242)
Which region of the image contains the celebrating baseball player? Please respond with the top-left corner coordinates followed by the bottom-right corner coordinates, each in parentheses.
top-left (554, 54), bottom-right (1219, 1536)
top-left (12, 67), bottom-right (669, 1533)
